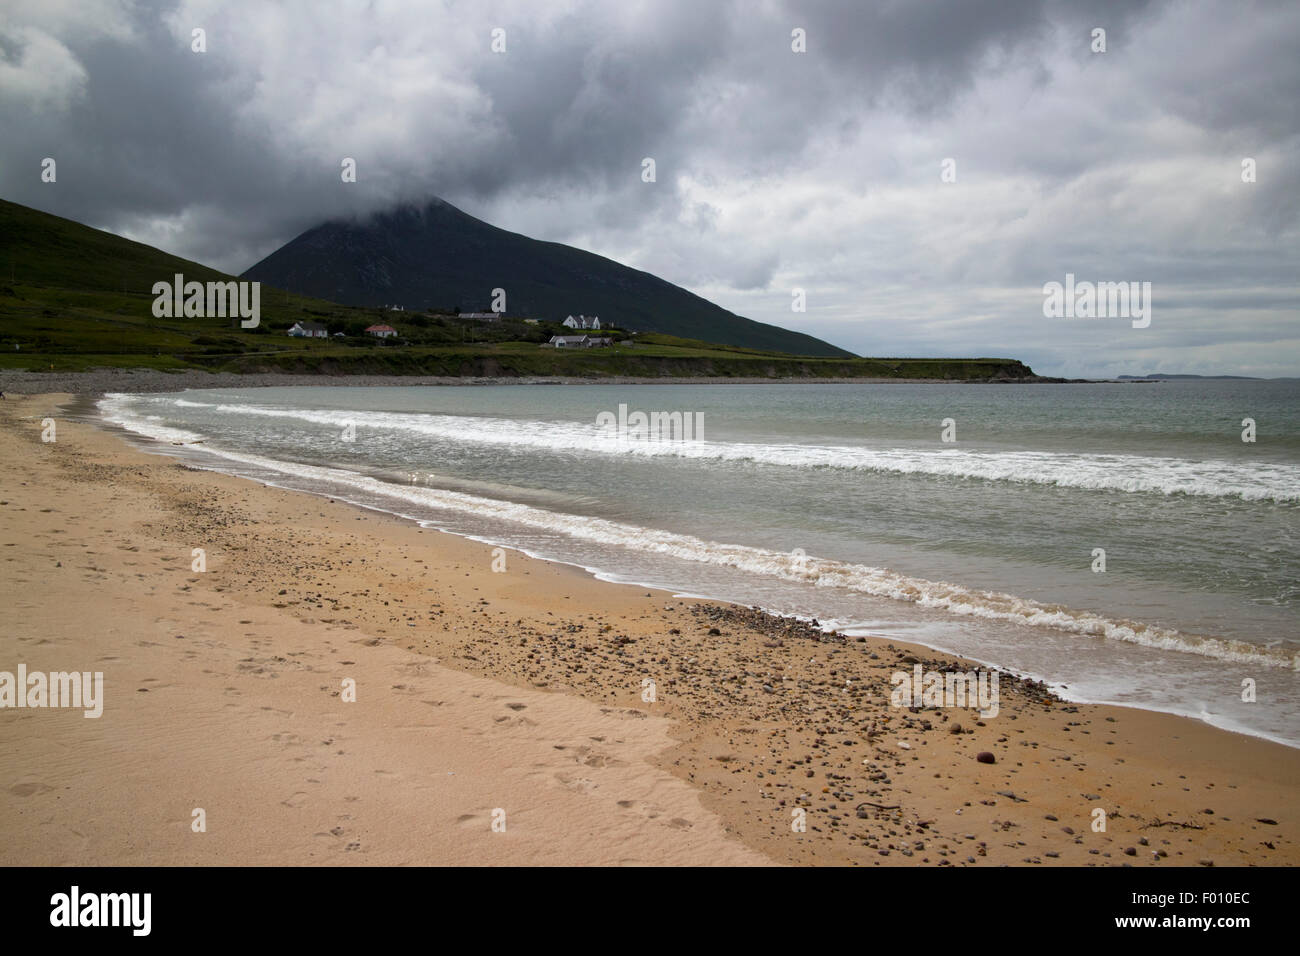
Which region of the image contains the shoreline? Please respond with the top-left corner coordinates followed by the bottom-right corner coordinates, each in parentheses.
top-left (91, 391), bottom-right (1299, 752)
top-left (1, 368), bottom-right (1109, 395)
top-left (2, 392), bottom-right (1296, 866)
top-left (129, 452), bottom-right (1300, 752)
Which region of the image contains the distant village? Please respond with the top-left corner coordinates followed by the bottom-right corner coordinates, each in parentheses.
top-left (550, 314), bottom-right (613, 349)
top-left (286, 310), bottom-right (631, 349)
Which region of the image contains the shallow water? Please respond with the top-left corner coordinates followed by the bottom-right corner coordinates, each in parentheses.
top-left (99, 380), bottom-right (1300, 746)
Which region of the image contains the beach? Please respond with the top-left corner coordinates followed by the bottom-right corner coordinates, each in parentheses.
top-left (1, 391), bottom-right (1297, 866)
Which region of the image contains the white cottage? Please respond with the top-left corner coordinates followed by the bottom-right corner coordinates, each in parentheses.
top-left (548, 335), bottom-right (589, 348)
top-left (287, 321), bottom-right (328, 338)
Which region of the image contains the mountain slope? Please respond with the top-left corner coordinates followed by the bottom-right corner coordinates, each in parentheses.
top-left (0, 197), bottom-right (389, 368)
top-left (242, 199), bottom-right (854, 357)
top-left (0, 196), bottom-right (231, 293)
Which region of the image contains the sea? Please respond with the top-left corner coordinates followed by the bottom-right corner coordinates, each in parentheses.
top-left (97, 380), bottom-right (1300, 746)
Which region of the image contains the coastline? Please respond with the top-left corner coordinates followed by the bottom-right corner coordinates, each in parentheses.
top-left (2, 392), bottom-right (1296, 866)
top-left (0, 368), bottom-right (1086, 396)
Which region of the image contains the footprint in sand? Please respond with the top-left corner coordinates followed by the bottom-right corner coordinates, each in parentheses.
top-left (9, 781), bottom-right (54, 798)
top-left (570, 745), bottom-right (625, 769)
top-left (553, 772), bottom-right (597, 794)
top-left (493, 714), bottom-right (539, 727)
top-left (236, 662), bottom-right (277, 678)
top-left (615, 799), bottom-right (684, 827)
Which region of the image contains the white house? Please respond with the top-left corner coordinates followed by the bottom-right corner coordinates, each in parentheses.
top-left (549, 334), bottom-right (589, 348)
top-left (548, 335), bottom-right (614, 349)
top-left (562, 314), bottom-right (601, 330)
top-left (287, 321), bottom-right (328, 338)
top-left (365, 324), bottom-right (398, 338)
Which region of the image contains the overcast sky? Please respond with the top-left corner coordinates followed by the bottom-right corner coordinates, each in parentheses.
top-left (2, 0), bottom-right (1296, 376)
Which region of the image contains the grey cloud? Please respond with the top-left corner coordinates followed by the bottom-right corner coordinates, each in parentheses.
top-left (0, 0), bottom-right (1295, 376)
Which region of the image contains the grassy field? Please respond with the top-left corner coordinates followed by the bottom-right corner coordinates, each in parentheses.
top-left (0, 198), bottom-right (1038, 381)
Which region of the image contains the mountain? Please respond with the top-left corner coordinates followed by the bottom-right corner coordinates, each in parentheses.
top-left (242, 198), bottom-right (854, 357)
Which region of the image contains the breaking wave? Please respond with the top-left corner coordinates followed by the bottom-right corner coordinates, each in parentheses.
top-left (127, 397), bottom-right (1300, 503)
top-left (98, 394), bottom-right (1299, 670)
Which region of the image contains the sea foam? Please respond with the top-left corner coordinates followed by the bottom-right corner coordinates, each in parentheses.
top-left (97, 394), bottom-right (1300, 671)
top-left (116, 397), bottom-right (1300, 503)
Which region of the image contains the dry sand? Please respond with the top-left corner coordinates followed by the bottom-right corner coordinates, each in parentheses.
top-left (1, 393), bottom-right (1296, 866)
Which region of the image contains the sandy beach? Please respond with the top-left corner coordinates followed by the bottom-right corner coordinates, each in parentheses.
top-left (1, 391), bottom-right (1296, 867)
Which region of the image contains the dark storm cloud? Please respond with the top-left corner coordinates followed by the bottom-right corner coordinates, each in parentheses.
top-left (0, 0), bottom-right (1296, 375)
top-left (1, 0), bottom-right (1155, 241)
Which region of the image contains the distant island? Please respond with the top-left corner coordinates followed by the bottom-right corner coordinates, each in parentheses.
top-left (1116, 373), bottom-right (1261, 380)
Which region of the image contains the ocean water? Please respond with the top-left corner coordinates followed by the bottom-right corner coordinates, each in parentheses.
top-left (98, 381), bottom-right (1300, 746)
